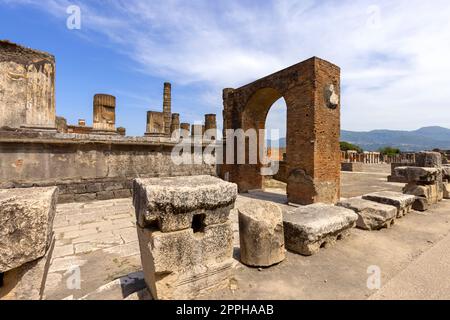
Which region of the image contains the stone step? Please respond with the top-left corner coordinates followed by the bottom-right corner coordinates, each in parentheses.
top-left (362, 191), bottom-right (415, 218)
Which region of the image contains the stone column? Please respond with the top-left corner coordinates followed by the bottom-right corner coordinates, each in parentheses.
top-left (204, 114), bottom-right (217, 140)
top-left (0, 41), bottom-right (56, 131)
top-left (163, 82), bottom-right (171, 136)
top-left (170, 113), bottom-right (180, 137)
top-left (93, 94), bottom-right (116, 133)
top-left (191, 124), bottom-right (203, 138)
top-left (180, 122), bottom-right (190, 138)
top-left (145, 111), bottom-right (165, 137)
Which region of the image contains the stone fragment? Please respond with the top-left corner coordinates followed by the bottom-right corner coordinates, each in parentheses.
top-left (133, 175), bottom-right (238, 232)
top-left (362, 191), bottom-right (415, 218)
top-left (337, 197), bottom-right (397, 230)
top-left (415, 151), bottom-right (442, 168)
top-left (0, 187), bottom-right (58, 273)
top-left (238, 201), bottom-right (285, 267)
top-left (403, 183), bottom-right (439, 205)
top-left (137, 222), bottom-right (233, 300)
top-left (442, 166), bottom-right (450, 180)
top-left (283, 204), bottom-right (357, 256)
top-left (394, 167), bottom-right (439, 183)
top-left (412, 197), bottom-right (429, 212)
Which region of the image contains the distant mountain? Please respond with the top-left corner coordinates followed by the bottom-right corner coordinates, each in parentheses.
top-left (268, 126), bottom-right (450, 152)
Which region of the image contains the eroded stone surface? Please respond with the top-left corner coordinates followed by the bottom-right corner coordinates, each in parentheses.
top-left (238, 201), bottom-right (285, 267)
top-left (403, 183), bottom-right (439, 205)
top-left (137, 222), bottom-right (233, 300)
top-left (0, 187), bottom-right (58, 273)
top-left (362, 191), bottom-right (415, 218)
top-left (337, 197), bottom-right (397, 230)
top-left (394, 167), bottom-right (439, 183)
top-left (283, 204), bottom-right (357, 256)
top-left (444, 182), bottom-right (450, 199)
top-left (133, 175), bottom-right (237, 232)
top-left (415, 151), bottom-right (442, 168)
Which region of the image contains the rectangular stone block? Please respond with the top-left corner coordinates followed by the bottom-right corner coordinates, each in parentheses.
top-left (283, 204), bottom-right (357, 256)
top-left (337, 197), bottom-right (397, 230)
top-left (394, 166), bottom-right (439, 183)
top-left (403, 183), bottom-right (439, 205)
top-left (362, 191), bottom-right (415, 218)
top-left (137, 222), bottom-right (233, 300)
top-left (415, 151), bottom-right (442, 168)
top-left (0, 187), bottom-right (57, 273)
top-left (133, 175), bottom-right (237, 232)
top-left (444, 182), bottom-right (450, 199)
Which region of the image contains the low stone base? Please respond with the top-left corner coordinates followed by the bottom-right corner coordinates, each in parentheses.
top-left (0, 236), bottom-right (54, 300)
top-left (137, 222), bottom-right (233, 300)
top-left (283, 204), bottom-right (357, 256)
top-left (337, 197), bottom-right (397, 230)
top-left (362, 191), bottom-right (415, 218)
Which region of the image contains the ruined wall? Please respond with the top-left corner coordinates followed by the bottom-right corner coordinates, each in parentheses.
top-left (0, 41), bottom-right (55, 130)
top-left (0, 130), bottom-right (215, 203)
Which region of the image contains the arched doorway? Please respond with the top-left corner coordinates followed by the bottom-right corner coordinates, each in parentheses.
top-left (220, 57), bottom-right (341, 205)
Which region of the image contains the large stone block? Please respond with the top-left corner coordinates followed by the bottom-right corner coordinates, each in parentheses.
top-left (0, 187), bottom-right (57, 273)
top-left (0, 236), bottom-right (55, 300)
top-left (133, 175), bottom-right (237, 232)
top-left (283, 204), bottom-right (357, 256)
top-left (415, 151), bottom-right (442, 168)
top-left (403, 183), bottom-right (439, 205)
top-left (238, 201), bottom-right (285, 267)
top-left (394, 167), bottom-right (439, 183)
top-left (137, 222), bottom-right (233, 300)
top-left (337, 197), bottom-right (397, 230)
top-left (362, 191), bottom-right (415, 218)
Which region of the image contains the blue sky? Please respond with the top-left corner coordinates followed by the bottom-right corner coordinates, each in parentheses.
top-left (1, 0), bottom-right (450, 136)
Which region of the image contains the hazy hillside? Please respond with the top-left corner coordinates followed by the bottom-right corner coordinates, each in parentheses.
top-left (269, 126), bottom-right (450, 152)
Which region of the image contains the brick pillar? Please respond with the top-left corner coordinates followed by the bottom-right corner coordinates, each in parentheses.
top-left (204, 114), bottom-right (217, 140)
top-left (163, 82), bottom-right (171, 136)
top-left (170, 113), bottom-right (180, 136)
top-left (180, 123), bottom-right (190, 138)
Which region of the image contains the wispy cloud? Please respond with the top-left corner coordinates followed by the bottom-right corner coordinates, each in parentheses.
top-left (2, 0), bottom-right (450, 131)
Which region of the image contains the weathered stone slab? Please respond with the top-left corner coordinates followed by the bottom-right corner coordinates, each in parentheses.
top-left (133, 175), bottom-right (237, 232)
top-left (337, 197), bottom-right (397, 230)
top-left (394, 167), bottom-right (439, 183)
top-left (283, 204), bottom-right (357, 256)
top-left (415, 151), bottom-right (442, 168)
top-left (362, 191), bottom-right (415, 218)
top-left (238, 201), bottom-right (285, 267)
top-left (444, 182), bottom-right (450, 199)
top-left (137, 222), bottom-right (233, 300)
top-left (0, 236), bottom-right (55, 300)
top-left (403, 183), bottom-right (439, 205)
top-left (0, 187), bottom-right (58, 273)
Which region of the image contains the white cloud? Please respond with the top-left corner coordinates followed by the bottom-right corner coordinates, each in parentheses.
top-left (3, 0), bottom-right (450, 132)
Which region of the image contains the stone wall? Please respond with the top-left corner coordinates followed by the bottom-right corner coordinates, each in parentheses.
top-left (0, 129), bottom-right (216, 203)
top-left (341, 162), bottom-right (391, 173)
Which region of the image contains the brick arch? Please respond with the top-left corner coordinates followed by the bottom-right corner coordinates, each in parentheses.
top-left (220, 57), bottom-right (341, 205)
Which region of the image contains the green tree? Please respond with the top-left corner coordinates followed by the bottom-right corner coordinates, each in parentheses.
top-left (378, 146), bottom-right (400, 156)
top-left (340, 141), bottom-right (363, 153)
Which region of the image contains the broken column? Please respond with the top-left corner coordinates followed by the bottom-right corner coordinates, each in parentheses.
top-left (362, 191), bottom-right (416, 217)
top-left (133, 175), bottom-right (237, 300)
top-left (93, 94), bottom-right (116, 133)
top-left (238, 201), bottom-right (285, 267)
top-left (204, 114), bottom-right (217, 140)
top-left (338, 197), bottom-right (397, 230)
top-left (0, 40), bottom-right (56, 131)
top-left (180, 122), bottom-right (190, 139)
top-left (145, 111), bottom-right (165, 136)
top-left (163, 82), bottom-right (171, 136)
top-left (283, 204), bottom-right (357, 256)
top-left (170, 113), bottom-right (180, 138)
top-left (0, 187), bottom-right (57, 300)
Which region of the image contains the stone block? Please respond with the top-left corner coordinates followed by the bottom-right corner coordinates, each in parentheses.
top-left (133, 175), bottom-right (237, 232)
top-left (442, 166), bottom-right (450, 180)
top-left (74, 193), bottom-right (96, 202)
top-left (403, 183), bottom-right (439, 205)
top-left (137, 222), bottom-right (233, 300)
top-left (238, 201), bottom-right (285, 267)
top-left (394, 167), bottom-right (439, 183)
top-left (0, 187), bottom-right (57, 273)
top-left (415, 151), bottom-right (442, 167)
top-left (0, 236), bottom-right (55, 300)
top-left (337, 197), bottom-right (397, 230)
top-left (113, 189), bottom-right (132, 199)
top-left (97, 190), bottom-right (115, 201)
top-left (444, 182), bottom-right (450, 199)
top-left (362, 191), bottom-right (415, 218)
top-left (283, 204), bottom-right (357, 256)
top-left (57, 194), bottom-right (75, 204)
top-left (412, 197), bottom-right (429, 211)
